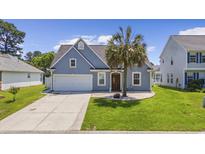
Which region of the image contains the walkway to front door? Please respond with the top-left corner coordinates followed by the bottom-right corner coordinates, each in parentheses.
top-left (111, 73), bottom-right (121, 91)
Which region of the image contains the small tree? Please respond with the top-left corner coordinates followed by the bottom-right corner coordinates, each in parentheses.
top-left (8, 87), bottom-right (20, 102)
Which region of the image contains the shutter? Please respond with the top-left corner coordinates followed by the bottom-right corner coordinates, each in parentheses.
top-left (185, 72), bottom-right (187, 85)
top-left (193, 72), bottom-right (196, 80)
top-left (197, 72), bottom-right (199, 80)
top-left (187, 52), bottom-right (190, 63)
top-left (196, 53), bottom-right (199, 63)
top-left (200, 52), bottom-right (202, 63)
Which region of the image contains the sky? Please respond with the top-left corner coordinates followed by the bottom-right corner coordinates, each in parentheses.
top-left (5, 19), bottom-right (205, 64)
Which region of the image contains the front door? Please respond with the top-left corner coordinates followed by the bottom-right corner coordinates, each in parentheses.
top-left (112, 73), bottom-right (121, 91)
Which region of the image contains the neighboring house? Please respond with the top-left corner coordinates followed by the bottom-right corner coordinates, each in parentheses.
top-left (160, 35), bottom-right (205, 89)
top-left (0, 53), bottom-right (43, 90)
top-left (49, 38), bottom-right (153, 92)
top-left (152, 65), bottom-right (161, 84)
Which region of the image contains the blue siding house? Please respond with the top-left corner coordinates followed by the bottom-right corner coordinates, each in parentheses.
top-left (50, 38), bottom-right (153, 92)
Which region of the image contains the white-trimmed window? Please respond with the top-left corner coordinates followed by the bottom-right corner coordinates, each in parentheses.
top-left (98, 72), bottom-right (106, 86)
top-left (189, 54), bottom-right (196, 63)
top-left (132, 72), bottom-right (141, 86)
top-left (78, 41), bottom-right (84, 50)
top-left (69, 58), bottom-right (77, 68)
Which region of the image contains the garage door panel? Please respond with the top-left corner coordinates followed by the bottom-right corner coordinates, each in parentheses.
top-left (53, 74), bottom-right (92, 91)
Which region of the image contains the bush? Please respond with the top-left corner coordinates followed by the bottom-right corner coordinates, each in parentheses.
top-left (8, 86), bottom-right (20, 102)
top-left (187, 80), bottom-right (203, 91)
top-left (113, 93), bottom-right (121, 98)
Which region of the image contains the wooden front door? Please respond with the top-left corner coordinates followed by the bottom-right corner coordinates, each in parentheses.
top-left (112, 73), bottom-right (121, 91)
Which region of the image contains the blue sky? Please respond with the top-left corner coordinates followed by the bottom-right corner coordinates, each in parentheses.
top-left (6, 19), bottom-right (205, 64)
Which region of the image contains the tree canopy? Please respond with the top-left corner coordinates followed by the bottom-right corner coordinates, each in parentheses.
top-left (31, 51), bottom-right (55, 77)
top-left (0, 19), bottom-right (25, 56)
top-left (24, 50), bottom-right (42, 62)
top-left (105, 26), bottom-right (148, 97)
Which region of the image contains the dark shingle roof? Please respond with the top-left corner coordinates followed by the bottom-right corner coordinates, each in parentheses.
top-left (51, 45), bottom-right (72, 67)
top-left (51, 44), bottom-right (153, 69)
top-left (172, 35), bottom-right (205, 50)
top-left (0, 53), bottom-right (43, 73)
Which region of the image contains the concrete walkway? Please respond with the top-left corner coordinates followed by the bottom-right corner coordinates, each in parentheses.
top-left (92, 91), bottom-right (155, 100)
top-left (0, 93), bottom-right (90, 133)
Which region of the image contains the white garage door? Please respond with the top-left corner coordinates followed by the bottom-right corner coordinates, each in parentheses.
top-left (53, 74), bottom-right (93, 91)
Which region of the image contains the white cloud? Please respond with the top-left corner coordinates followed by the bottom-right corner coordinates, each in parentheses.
top-left (97, 35), bottom-right (112, 44)
top-left (53, 35), bottom-right (112, 50)
top-left (179, 27), bottom-right (205, 35)
top-left (147, 46), bottom-right (156, 52)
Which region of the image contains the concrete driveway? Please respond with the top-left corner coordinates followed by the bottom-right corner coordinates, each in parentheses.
top-left (0, 93), bottom-right (91, 133)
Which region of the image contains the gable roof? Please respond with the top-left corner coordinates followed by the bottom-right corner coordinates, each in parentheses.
top-left (172, 35), bottom-right (205, 51)
top-left (51, 45), bottom-right (72, 67)
top-left (51, 39), bottom-right (153, 69)
top-left (0, 53), bottom-right (43, 73)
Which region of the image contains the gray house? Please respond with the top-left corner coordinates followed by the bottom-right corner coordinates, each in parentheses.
top-left (50, 38), bottom-right (153, 92)
top-left (0, 53), bottom-right (43, 90)
top-left (160, 35), bottom-right (205, 89)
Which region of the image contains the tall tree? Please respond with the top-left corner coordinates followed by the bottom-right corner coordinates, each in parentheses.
top-left (24, 51), bottom-right (33, 62)
top-left (105, 26), bottom-right (147, 97)
top-left (24, 50), bottom-right (42, 62)
top-left (31, 51), bottom-right (55, 77)
top-left (0, 19), bottom-right (25, 56)
top-left (33, 50), bottom-right (42, 57)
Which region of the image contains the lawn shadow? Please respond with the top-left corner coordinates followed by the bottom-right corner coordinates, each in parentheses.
top-left (93, 98), bottom-right (141, 108)
top-left (4, 100), bottom-right (14, 104)
top-left (158, 85), bottom-right (187, 92)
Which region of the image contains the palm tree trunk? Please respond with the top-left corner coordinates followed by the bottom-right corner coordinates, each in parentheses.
top-left (122, 67), bottom-right (127, 97)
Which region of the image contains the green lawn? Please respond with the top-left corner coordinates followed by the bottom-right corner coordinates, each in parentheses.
top-left (0, 85), bottom-right (45, 120)
top-left (82, 85), bottom-right (205, 131)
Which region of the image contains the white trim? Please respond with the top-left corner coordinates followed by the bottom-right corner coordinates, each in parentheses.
top-left (97, 72), bottom-right (106, 86)
top-left (132, 72), bottom-right (141, 86)
top-left (79, 38), bottom-right (110, 68)
top-left (90, 69), bottom-right (124, 72)
top-left (110, 72), bottom-right (122, 91)
top-left (72, 46), bottom-right (95, 68)
top-left (185, 68), bottom-right (205, 71)
top-left (51, 38), bottom-right (95, 69)
top-left (69, 58), bottom-right (77, 68)
top-left (77, 41), bottom-right (84, 50)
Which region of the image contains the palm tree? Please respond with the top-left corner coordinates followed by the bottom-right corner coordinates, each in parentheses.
top-left (105, 26), bottom-right (147, 97)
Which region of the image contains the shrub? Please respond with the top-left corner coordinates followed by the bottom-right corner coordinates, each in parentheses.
top-left (8, 86), bottom-right (20, 102)
top-left (113, 93), bottom-right (121, 98)
top-left (187, 80), bottom-right (203, 91)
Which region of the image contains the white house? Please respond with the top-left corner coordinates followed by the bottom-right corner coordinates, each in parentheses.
top-left (160, 35), bottom-right (205, 89)
top-left (0, 53), bottom-right (43, 90)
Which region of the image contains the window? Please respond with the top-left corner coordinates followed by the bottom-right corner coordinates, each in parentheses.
top-left (78, 41), bottom-right (84, 50)
top-left (171, 57), bottom-right (173, 65)
top-left (187, 72), bottom-right (194, 83)
top-left (132, 72), bottom-right (141, 86)
top-left (167, 73), bottom-right (169, 83)
top-left (98, 72), bottom-right (106, 86)
top-left (69, 58), bottom-right (76, 68)
top-left (189, 54), bottom-right (196, 63)
top-left (170, 73), bottom-right (173, 84)
top-left (27, 73), bottom-right (31, 78)
top-left (202, 55), bottom-right (205, 63)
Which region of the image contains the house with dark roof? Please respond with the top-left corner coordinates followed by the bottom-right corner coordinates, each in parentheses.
top-left (160, 35), bottom-right (205, 88)
top-left (0, 53), bottom-right (43, 90)
top-left (49, 38), bottom-right (153, 92)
